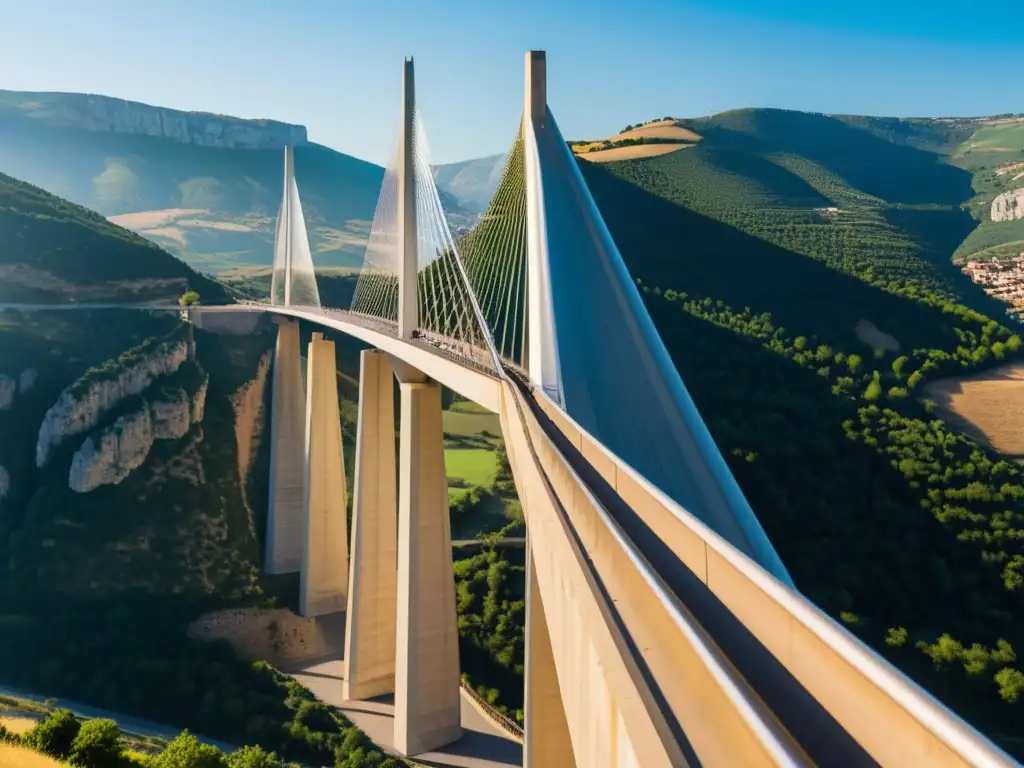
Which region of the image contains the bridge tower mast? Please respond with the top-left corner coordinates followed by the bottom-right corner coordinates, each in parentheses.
top-left (283, 144), bottom-right (294, 306)
top-left (398, 57), bottom-right (418, 338)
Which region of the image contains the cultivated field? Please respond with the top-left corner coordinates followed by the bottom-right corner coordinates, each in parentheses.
top-left (581, 143), bottom-right (691, 163)
top-left (926, 363), bottom-right (1024, 456)
top-left (108, 208), bottom-right (206, 230)
top-left (616, 119), bottom-right (703, 143)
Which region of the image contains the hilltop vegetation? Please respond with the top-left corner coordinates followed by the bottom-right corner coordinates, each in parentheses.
top-left (576, 108), bottom-right (1024, 752)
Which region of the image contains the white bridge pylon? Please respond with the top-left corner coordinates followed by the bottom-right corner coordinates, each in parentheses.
top-left (270, 144), bottom-right (322, 308)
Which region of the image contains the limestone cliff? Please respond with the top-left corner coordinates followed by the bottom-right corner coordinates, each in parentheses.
top-left (67, 361), bottom-right (210, 493)
top-left (69, 406), bottom-right (154, 493)
top-left (992, 188), bottom-right (1024, 222)
top-left (150, 389), bottom-right (191, 441)
top-left (36, 339), bottom-right (188, 467)
top-left (0, 376), bottom-right (14, 411)
top-left (8, 90), bottom-right (308, 150)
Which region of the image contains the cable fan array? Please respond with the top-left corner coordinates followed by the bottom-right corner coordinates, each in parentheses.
top-left (454, 130), bottom-right (528, 368)
top-left (350, 108), bottom-right (501, 372)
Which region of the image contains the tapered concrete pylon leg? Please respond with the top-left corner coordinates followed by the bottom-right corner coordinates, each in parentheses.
top-left (344, 350), bottom-right (398, 700)
top-left (394, 380), bottom-right (462, 756)
top-left (524, 536), bottom-right (576, 767)
top-left (299, 332), bottom-right (349, 617)
top-left (266, 318), bottom-right (306, 574)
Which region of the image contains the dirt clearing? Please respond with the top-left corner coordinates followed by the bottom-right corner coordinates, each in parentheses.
top-left (926, 364), bottom-right (1024, 456)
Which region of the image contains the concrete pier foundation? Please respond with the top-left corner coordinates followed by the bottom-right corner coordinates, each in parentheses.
top-left (266, 318), bottom-right (306, 574)
top-left (299, 332), bottom-right (349, 618)
top-left (524, 540), bottom-right (576, 767)
top-left (344, 350), bottom-right (399, 700)
top-left (394, 379), bottom-right (462, 755)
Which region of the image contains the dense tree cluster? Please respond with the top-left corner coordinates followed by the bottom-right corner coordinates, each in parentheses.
top-left (454, 527), bottom-right (526, 724)
top-left (2, 707), bottom-right (406, 768)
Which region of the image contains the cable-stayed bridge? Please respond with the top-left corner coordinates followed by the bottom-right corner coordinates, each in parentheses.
top-left (183, 52), bottom-right (1016, 766)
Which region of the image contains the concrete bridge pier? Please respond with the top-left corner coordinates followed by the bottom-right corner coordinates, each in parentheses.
top-left (524, 540), bottom-right (576, 766)
top-left (344, 350), bottom-right (398, 700)
top-left (299, 332), bottom-right (349, 617)
top-left (394, 375), bottom-right (462, 756)
top-left (266, 317), bottom-right (306, 574)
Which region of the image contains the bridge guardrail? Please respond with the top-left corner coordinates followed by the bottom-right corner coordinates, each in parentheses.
top-left (500, 379), bottom-right (809, 767)
top-left (460, 682), bottom-right (524, 743)
top-left (530, 387), bottom-right (1018, 768)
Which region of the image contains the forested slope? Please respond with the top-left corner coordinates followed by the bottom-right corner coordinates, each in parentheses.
top-left (579, 110), bottom-right (1024, 753)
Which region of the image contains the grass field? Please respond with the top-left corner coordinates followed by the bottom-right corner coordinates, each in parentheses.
top-left (925, 363), bottom-right (1024, 456)
top-left (445, 449), bottom-right (498, 488)
top-left (0, 744), bottom-right (64, 767)
top-left (0, 715), bottom-right (40, 734)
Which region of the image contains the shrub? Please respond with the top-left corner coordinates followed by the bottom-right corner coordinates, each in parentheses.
top-left (25, 708), bottom-right (81, 759)
top-left (151, 731), bottom-right (226, 768)
top-left (225, 745), bottom-right (285, 768)
top-left (68, 719), bottom-right (122, 768)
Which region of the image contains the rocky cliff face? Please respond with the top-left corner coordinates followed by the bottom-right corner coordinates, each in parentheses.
top-left (36, 340), bottom-right (188, 467)
top-left (12, 91), bottom-right (308, 150)
top-left (992, 188), bottom-right (1024, 222)
top-left (69, 375), bottom-right (209, 493)
top-left (69, 406), bottom-right (154, 493)
top-left (150, 389), bottom-right (191, 441)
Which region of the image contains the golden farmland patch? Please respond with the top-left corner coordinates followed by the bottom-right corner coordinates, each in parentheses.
top-left (581, 143), bottom-right (691, 163)
top-left (108, 209), bottom-right (207, 230)
top-left (926, 364), bottom-right (1024, 456)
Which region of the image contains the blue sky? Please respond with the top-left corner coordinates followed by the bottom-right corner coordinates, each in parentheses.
top-left (0, 0), bottom-right (1017, 165)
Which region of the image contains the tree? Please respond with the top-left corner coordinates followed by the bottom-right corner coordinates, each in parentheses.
top-left (892, 356), bottom-right (909, 378)
top-left (151, 732), bottom-right (226, 768)
top-left (864, 379), bottom-right (882, 402)
top-left (847, 354), bottom-right (863, 374)
top-left (226, 746), bottom-right (285, 768)
top-left (25, 709), bottom-right (81, 760)
top-left (179, 290), bottom-right (201, 307)
top-left (69, 719), bottom-right (122, 768)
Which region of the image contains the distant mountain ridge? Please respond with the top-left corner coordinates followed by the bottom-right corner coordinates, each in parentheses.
top-left (432, 153), bottom-right (507, 212)
top-left (0, 89), bottom-right (307, 150)
top-left (0, 89), bottom-right (477, 277)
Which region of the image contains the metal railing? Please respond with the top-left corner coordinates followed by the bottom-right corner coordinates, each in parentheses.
top-left (460, 681), bottom-right (524, 743)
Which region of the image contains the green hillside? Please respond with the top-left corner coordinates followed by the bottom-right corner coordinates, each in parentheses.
top-left (0, 172), bottom-right (229, 303)
top-left (952, 120), bottom-right (1024, 262)
top-left (577, 108), bottom-right (1024, 752)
